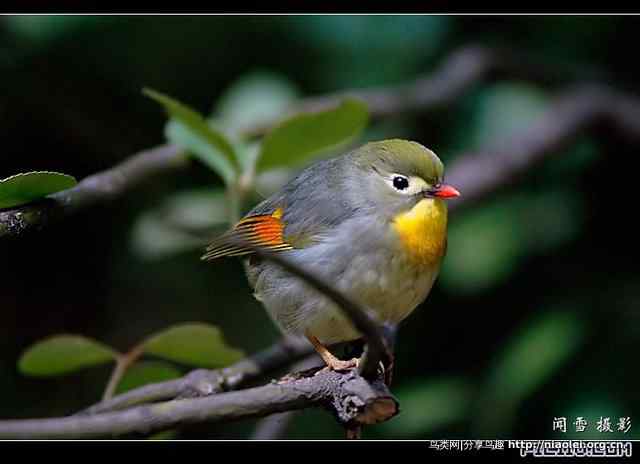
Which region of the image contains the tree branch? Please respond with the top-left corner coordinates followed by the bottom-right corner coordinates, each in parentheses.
top-left (80, 336), bottom-right (312, 416)
top-left (0, 144), bottom-right (188, 238)
top-left (243, 44), bottom-right (592, 136)
top-left (446, 84), bottom-right (640, 212)
top-left (249, 355), bottom-right (318, 440)
top-left (70, 235), bottom-right (393, 438)
top-left (0, 364), bottom-right (396, 439)
top-left (0, 45), bottom-right (590, 239)
top-left (0, 241), bottom-right (392, 440)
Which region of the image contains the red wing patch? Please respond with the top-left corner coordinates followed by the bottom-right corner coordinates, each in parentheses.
top-left (201, 208), bottom-right (293, 261)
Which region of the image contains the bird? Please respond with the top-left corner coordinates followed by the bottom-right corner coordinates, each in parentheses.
top-left (202, 139), bottom-right (460, 371)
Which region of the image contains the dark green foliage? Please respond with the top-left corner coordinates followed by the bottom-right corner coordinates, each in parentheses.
top-left (0, 172), bottom-right (76, 209)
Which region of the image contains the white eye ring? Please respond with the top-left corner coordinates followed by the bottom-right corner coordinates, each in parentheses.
top-left (386, 174), bottom-right (429, 195)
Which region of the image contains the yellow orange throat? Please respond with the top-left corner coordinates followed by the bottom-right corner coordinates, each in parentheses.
top-left (392, 198), bottom-right (448, 268)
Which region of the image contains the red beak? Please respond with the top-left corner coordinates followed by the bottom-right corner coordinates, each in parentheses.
top-left (432, 184), bottom-right (460, 199)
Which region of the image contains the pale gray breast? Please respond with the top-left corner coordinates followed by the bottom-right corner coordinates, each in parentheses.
top-left (247, 215), bottom-right (438, 344)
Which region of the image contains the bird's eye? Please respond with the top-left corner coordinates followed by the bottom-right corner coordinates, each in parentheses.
top-left (392, 175), bottom-right (409, 191)
top-left (382, 173), bottom-right (428, 195)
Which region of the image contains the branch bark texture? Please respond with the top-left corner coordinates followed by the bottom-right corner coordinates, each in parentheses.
top-left (0, 365), bottom-right (396, 439)
top-left (0, 144), bottom-right (187, 238)
top-left (81, 336), bottom-right (312, 416)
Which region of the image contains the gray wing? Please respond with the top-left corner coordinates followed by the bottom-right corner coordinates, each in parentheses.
top-left (249, 156), bottom-right (360, 246)
top-left (202, 155), bottom-right (360, 262)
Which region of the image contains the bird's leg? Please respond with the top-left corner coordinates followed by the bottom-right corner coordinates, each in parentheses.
top-left (305, 331), bottom-right (358, 371)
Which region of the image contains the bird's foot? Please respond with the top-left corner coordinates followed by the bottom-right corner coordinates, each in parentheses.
top-left (324, 356), bottom-right (359, 372)
top-left (306, 331), bottom-right (360, 372)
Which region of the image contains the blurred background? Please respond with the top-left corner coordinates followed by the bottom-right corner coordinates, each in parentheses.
top-left (0, 15), bottom-right (639, 440)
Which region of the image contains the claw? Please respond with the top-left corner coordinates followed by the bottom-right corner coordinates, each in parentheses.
top-left (325, 357), bottom-right (359, 372)
top-left (306, 331), bottom-right (360, 372)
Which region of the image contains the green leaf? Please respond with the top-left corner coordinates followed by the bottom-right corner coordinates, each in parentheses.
top-left (115, 361), bottom-right (183, 395)
top-left (377, 377), bottom-right (473, 437)
top-left (215, 71), bottom-right (299, 134)
top-left (0, 171), bottom-right (77, 209)
top-left (257, 97), bottom-right (369, 172)
top-left (143, 323), bottom-right (244, 368)
top-left (143, 88), bottom-right (238, 185)
top-left (18, 335), bottom-right (118, 377)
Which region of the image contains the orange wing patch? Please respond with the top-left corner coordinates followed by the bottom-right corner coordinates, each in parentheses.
top-left (201, 208), bottom-right (293, 261)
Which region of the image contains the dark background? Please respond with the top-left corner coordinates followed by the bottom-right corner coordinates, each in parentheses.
top-left (0, 15), bottom-right (638, 439)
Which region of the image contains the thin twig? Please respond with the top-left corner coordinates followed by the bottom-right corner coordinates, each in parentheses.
top-left (101, 344), bottom-right (146, 402)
